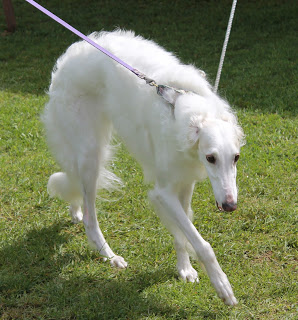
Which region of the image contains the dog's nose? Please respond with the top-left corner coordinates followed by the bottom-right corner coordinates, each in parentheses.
top-left (222, 202), bottom-right (237, 212)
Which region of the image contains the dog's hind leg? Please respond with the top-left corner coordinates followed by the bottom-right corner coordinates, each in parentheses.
top-left (69, 204), bottom-right (83, 224)
top-left (47, 172), bottom-right (83, 223)
top-left (78, 147), bottom-right (128, 269)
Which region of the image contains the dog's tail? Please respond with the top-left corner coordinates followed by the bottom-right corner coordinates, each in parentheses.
top-left (47, 172), bottom-right (82, 206)
top-left (47, 170), bottom-right (122, 204)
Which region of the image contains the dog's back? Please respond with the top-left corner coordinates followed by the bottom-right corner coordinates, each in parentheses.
top-left (43, 30), bottom-right (212, 184)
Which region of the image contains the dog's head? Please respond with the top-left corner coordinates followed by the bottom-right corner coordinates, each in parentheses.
top-left (170, 92), bottom-right (245, 212)
top-left (197, 118), bottom-right (243, 212)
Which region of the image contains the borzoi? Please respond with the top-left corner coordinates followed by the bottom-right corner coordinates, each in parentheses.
top-left (43, 30), bottom-right (245, 305)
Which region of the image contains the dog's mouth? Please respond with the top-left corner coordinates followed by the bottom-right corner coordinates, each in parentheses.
top-left (216, 201), bottom-right (223, 211)
top-left (216, 201), bottom-right (237, 212)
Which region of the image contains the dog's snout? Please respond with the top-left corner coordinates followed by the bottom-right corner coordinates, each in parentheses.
top-left (222, 202), bottom-right (237, 212)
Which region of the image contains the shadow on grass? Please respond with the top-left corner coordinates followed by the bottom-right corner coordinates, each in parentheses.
top-left (0, 222), bottom-right (219, 319)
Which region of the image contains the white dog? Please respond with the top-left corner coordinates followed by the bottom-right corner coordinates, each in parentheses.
top-left (43, 30), bottom-right (244, 305)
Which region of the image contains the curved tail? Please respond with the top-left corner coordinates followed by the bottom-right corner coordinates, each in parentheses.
top-left (47, 172), bottom-right (82, 206)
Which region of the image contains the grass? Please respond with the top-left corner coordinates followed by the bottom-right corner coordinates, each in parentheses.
top-left (0, 0), bottom-right (297, 319)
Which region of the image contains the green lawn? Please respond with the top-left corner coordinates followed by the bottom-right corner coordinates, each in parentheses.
top-left (0, 0), bottom-right (297, 319)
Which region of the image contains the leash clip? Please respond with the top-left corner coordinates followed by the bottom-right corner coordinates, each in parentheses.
top-left (133, 69), bottom-right (158, 87)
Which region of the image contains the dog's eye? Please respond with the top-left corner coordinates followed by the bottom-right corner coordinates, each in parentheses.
top-left (206, 155), bottom-right (216, 164)
top-left (234, 154), bottom-right (240, 163)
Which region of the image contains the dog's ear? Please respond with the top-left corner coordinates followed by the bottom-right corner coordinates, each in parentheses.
top-left (188, 115), bottom-right (205, 145)
top-left (177, 115), bottom-right (205, 150)
top-left (157, 85), bottom-right (184, 106)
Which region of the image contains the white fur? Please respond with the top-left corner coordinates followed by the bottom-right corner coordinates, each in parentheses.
top-left (42, 30), bottom-right (244, 305)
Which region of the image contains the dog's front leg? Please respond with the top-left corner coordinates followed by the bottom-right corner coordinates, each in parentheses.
top-left (149, 185), bottom-right (237, 306)
top-left (174, 235), bottom-right (199, 283)
top-left (174, 183), bottom-right (199, 283)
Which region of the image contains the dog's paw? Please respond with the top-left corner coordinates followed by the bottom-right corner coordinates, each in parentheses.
top-left (211, 272), bottom-right (238, 306)
top-left (69, 206), bottom-right (83, 224)
top-left (178, 265), bottom-right (199, 283)
top-left (110, 255), bottom-right (128, 269)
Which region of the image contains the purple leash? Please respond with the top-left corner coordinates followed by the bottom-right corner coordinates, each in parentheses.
top-left (26, 0), bottom-right (189, 106)
top-left (25, 0), bottom-right (156, 86)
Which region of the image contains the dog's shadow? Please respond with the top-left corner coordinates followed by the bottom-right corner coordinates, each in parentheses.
top-left (0, 222), bottom-right (218, 319)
